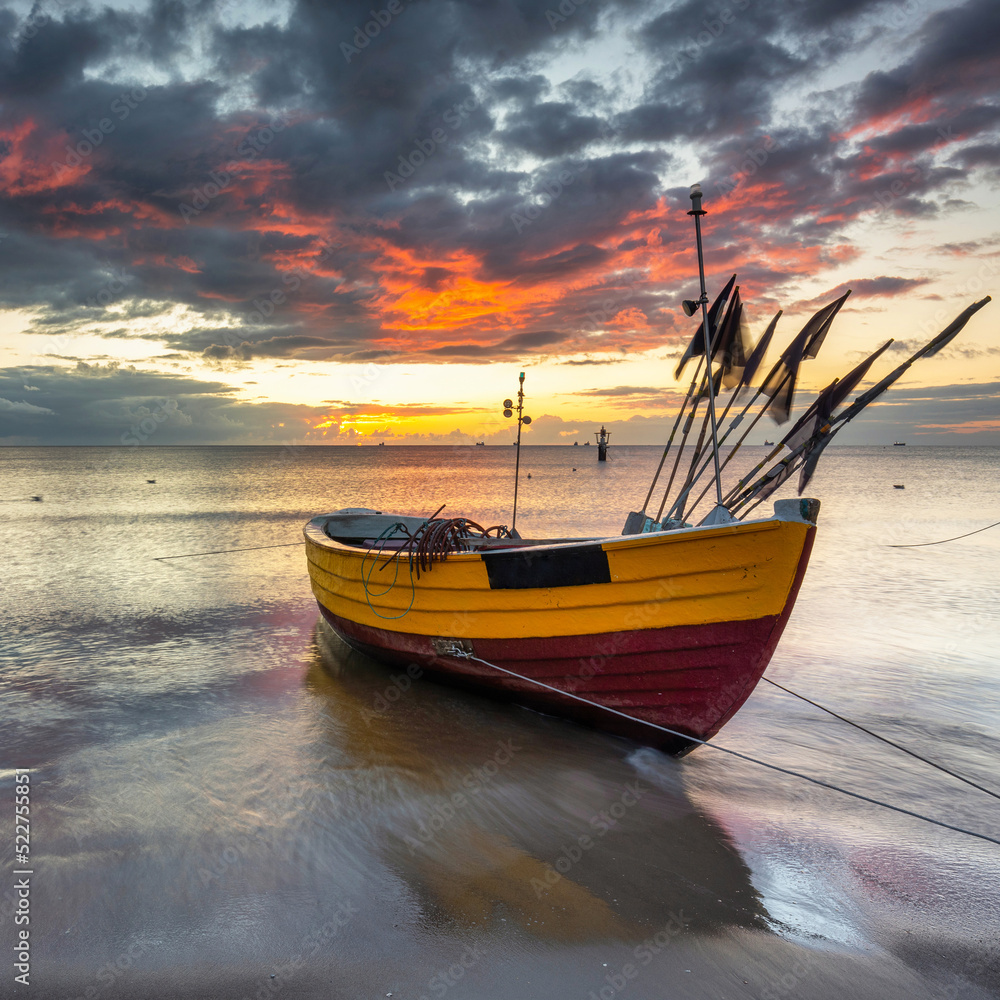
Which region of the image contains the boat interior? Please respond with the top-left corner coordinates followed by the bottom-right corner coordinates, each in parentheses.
top-left (318, 509), bottom-right (614, 550)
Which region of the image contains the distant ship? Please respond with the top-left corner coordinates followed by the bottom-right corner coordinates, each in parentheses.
top-left (582, 440), bottom-right (590, 446)
top-left (893, 441), bottom-right (906, 446)
top-left (573, 441), bottom-right (579, 446)
top-left (763, 440), bottom-right (774, 446)
top-left (475, 441), bottom-right (485, 446)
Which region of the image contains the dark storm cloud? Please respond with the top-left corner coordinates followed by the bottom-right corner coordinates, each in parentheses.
top-left (0, 0), bottom-right (998, 393)
top-left (855, 0), bottom-right (1000, 120)
top-left (936, 234), bottom-right (1000, 255)
top-left (865, 106), bottom-right (1000, 157)
top-left (501, 102), bottom-right (604, 157)
top-left (950, 144), bottom-right (1000, 173)
top-left (794, 276), bottom-right (933, 309)
top-left (844, 382), bottom-right (1000, 439)
top-left (575, 386), bottom-right (664, 396)
top-left (201, 335), bottom-right (358, 361)
top-left (424, 329), bottom-right (569, 360)
top-left (0, 362), bottom-right (326, 445)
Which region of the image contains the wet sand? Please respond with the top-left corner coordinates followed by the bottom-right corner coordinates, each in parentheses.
top-left (13, 633), bottom-right (999, 1000)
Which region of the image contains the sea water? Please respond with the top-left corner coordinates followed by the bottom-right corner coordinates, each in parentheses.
top-left (1, 445), bottom-right (998, 999)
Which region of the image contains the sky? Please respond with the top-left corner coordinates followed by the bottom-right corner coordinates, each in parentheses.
top-left (0, 0), bottom-right (998, 447)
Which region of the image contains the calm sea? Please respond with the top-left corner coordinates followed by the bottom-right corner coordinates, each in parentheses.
top-left (1, 445), bottom-right (998, 999)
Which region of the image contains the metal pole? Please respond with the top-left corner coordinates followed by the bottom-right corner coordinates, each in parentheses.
top-left (688, 184), bottom-right (725, 510)
top-left (640, 358), bottom-right (703, 515)
top-left (511, 371), bottom-right (525, 534)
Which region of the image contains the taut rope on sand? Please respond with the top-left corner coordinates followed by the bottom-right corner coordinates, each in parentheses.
top-left (154, 541), bottom-right (301, 561)
top-left (439, 648), bottom-right (1000, 847)
top-left (887, 519), bottom-right (1000, 547)
top-left (762, 677), bottom-right (999, 800)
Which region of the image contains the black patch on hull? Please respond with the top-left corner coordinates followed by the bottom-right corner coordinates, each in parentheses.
top-left (483, 545), bottom-right (612, 590)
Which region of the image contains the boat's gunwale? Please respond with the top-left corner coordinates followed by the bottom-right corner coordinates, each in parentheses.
top-left (303, 498), bottom-right (815, 559)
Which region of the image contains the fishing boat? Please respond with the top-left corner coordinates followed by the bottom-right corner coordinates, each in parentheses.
top-left (304, 498), bottom-right (817, 755)
top-left (304, 184), bottom-right (990, 754)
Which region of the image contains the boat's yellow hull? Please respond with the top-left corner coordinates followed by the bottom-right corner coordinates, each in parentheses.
top-left (304, 498), bottom-right (818, 753)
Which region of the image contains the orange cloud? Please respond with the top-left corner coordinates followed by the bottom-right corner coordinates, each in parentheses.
top-left (0, 118), bottom-right (91, 196)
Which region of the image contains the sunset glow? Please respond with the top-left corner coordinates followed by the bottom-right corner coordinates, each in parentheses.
top-left (0, 0), bottom-right (997, 446)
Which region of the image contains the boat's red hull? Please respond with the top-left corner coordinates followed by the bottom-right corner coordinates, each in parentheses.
top-left (317, 524), bottom-right (813, 754)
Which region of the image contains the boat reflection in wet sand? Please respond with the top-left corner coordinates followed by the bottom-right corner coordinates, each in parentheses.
top-left (305, 630), bottom-right (770, 939)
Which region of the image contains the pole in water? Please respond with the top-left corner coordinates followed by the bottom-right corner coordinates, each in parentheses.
top-left (506, 372), bottom-right (531, 535)
top-left (688, 184), bottom-right (726, 515)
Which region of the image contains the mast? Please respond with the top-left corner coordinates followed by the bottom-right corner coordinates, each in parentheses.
top-left (687, 183), bottom-right (726, 516)
top-left (504, 372), bottom-right (531, 535)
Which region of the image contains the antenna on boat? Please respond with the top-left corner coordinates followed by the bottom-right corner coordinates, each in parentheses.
top-left (687, 184), bottom-right (728, 520)
top-left (505, 372), bottom-right (531, 536)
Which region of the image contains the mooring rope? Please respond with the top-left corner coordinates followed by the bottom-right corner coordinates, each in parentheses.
top-left (887, 519), bottom-right (1000, 548)
top-left (443, 650), bottom-right (1000, 846)
top-left (153, 541), bottom-right (301, 561)
top-left (761, 677), bottom-right (1000, 800)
